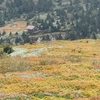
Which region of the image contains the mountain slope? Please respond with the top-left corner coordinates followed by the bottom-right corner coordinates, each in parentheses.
top-left (0, 39), bottom-right (100, 99)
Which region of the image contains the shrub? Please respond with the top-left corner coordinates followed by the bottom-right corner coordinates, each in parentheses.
top-left (3, 45), bottom-right (14, 54)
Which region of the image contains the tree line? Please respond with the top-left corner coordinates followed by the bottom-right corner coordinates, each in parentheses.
top-left (0, 0), bottom-right (100, 39)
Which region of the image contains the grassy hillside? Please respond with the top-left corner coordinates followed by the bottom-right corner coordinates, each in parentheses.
top-left (0, 39), bottom-right (100, 100)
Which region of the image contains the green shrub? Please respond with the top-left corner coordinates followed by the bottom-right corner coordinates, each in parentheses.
top-left (3, 45), bottom-right (14, 54)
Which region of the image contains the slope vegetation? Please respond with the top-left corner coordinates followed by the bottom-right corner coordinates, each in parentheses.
top-left (0, 39), bottom-right (100, 100)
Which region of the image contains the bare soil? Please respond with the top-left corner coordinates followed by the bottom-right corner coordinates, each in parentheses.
top-left (0, 21), bottom-right (27, 33)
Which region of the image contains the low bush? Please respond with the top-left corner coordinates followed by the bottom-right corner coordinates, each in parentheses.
top-left (3, 45), bottom-right (14, 54)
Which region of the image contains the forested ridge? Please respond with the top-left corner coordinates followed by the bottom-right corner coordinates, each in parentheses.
top-left (0, 0), bottom-right (100, 39)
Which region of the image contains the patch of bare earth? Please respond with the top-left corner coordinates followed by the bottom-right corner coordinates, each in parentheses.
top-left (0, 21), bottom-right (27, 33)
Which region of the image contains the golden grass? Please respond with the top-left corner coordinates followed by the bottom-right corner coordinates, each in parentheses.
top-left (0, 39), bottom-right (100, 99)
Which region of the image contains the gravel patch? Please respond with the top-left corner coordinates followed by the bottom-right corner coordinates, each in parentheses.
top-left (10, 45), bottom-right (65, 57)
top-left (22, 47), bottom-right (48, 57)
top-left (18, 72), bottom-right (48, 78)
top-left (10, 47), bottom-right (27, 57)
top-left (10, 47), bottom-right (48, 57)
top-left (4, 72), bottom-right (48, 78)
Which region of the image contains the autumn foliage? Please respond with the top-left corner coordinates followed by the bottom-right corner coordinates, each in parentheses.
top-left (0, 39), bottom-right (100, 99)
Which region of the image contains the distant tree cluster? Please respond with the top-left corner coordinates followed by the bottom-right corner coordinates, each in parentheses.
top-left (54, 0), bottom-right (100, 39)
top-left (0, 0), bottom-right (100, 40)
top-left (36, 0), bottom-right (53, 12)
top-left (0, 0), bottom-right (3, 4)
top-left (0, 0), bottom-right (54, 25)
top-left (35, 13), bottom-right (60, 32)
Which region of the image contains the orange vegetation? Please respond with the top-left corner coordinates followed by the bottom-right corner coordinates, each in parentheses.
top-left (0, 39), bottom-right (100, 99)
